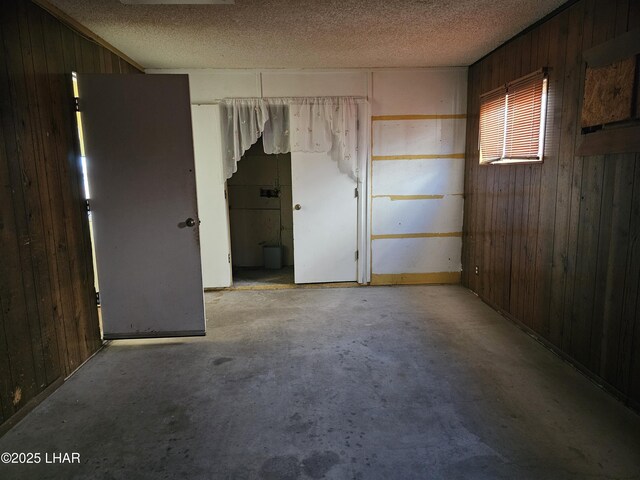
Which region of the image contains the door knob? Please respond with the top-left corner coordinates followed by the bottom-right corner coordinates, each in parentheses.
top-left (185, 217), bottom-right (196, 227)
top-left (294, 204), bottom-right (301, 210)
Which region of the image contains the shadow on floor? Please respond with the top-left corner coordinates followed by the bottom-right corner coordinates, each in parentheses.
top-left (232, 266), bottom-right (294, 287)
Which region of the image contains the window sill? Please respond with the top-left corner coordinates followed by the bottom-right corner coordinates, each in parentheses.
top-left (480, 158), bottom-right (543, 166)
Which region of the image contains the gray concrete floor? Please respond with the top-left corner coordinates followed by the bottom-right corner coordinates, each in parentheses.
top-left (1, 285), bottom-right (639, 480)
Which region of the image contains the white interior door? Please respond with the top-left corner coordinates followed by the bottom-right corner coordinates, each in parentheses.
top-left (78, 74), bottom-right (205, 339)
top-left (291, 151), bottom-right (358, 283)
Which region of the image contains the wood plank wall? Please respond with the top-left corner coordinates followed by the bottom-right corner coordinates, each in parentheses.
top-left (463, 0), bottom-right (640, 409)
top-left (0, 0), bottom-right (141, 431)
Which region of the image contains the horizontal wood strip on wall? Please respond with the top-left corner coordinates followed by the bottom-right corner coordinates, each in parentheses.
top-left (371, 272), bottom-right (461, 285)
top-left (372, 154), bottom-right (465, 160)
top-left (576, 125), bottom-right (640, 156)
top-left (372, 114), bottom-right (467, 121)
top-left (372, 232), bottom-right (462, 239)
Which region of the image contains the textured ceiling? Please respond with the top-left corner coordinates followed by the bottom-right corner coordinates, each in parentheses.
top-left (47, 0), bottom-right (567, 69)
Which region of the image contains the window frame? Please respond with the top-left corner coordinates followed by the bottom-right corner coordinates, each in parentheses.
top-left (479, 68), bottom-right (549, 165)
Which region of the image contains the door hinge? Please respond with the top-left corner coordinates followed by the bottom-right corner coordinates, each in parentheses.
top-left (224, 189), bottom-right (227, 200)
top-left (228, 253), bottom-right (231, 263)
top-left (354, 187), bottom-right (359, 198)
top-left (74, 97), bottom-right (80, 112)
top-left (355, 250), bottom-right (359, 261)
top-left (95, 291), bottom-right (100, 306)
top-left (85, 199), bottom-right (91, 211)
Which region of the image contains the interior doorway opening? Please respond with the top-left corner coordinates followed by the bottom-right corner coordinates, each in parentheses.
top-left (228, 138), bottom-right (295, 287)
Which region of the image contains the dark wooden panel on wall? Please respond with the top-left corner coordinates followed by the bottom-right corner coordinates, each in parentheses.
top-left (463, 0), bottom-right (640, 410)
top-left (0, 0), bottom-right (141, 431)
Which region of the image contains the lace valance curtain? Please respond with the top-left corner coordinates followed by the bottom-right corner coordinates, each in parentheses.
top-left (220, 97), bottom-right (359, 180)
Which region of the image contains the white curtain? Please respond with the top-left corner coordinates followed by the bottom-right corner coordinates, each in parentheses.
top-left (219, 98), bottom-right (268, 180)
top-left (220, 97), bottom-right (359, 180)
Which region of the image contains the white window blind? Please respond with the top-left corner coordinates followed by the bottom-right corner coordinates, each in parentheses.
top-left (479, 90), bottom-right (506, 162)
top-left (479, 70), bottom-right (548, 164)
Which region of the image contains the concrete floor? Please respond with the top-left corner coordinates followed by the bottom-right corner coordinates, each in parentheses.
top-left (1, 285), bottom-right (639, 480)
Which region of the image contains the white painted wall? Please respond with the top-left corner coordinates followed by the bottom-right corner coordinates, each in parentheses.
top-left (373, 196), bottom-right (464, 235)
top-left (370, 69), bottom-right (467, 284)
top-left (372, 118), bottom-right (466, 157)
top-left (261, 71), bottom-right (367, 97)
top-left (149, 67), bottom-right (467, 287)
top-left (161, 73), bottom-right (259, 288)
top-left (187, 72), bottom-right (259, 103)
top-left (371, 70), bottom-right (467, 115)
top-left (191, 105), bottom-right (232, 287)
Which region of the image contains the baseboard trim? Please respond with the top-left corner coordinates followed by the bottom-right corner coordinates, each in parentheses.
top-left (371, 272), bottom-right (461, 285)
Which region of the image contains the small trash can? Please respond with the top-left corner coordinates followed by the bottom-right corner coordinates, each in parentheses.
top-left (263, 246), bottom-right (282, 269)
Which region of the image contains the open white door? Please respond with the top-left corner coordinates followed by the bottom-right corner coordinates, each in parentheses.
top-left (78, 74), bottom-right (205, 339)
top-left (291, 151), bottom-right (358, 284)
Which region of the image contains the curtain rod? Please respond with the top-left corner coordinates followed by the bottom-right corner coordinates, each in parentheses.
top-left (194, 96), bottom-right (369, 106)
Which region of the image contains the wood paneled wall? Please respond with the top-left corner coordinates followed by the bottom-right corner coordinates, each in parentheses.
top-left (463, 0), bottom-right (640, 409)
top-left (0, 0), bottom-right (141, 431)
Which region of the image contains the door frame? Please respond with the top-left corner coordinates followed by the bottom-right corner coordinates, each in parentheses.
top-left (219, 98), bottom-right (371, 285)
top-left (357, 98), bottom-right (372, 284)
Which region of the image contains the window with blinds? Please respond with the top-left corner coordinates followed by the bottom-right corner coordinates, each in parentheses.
top-left (479, 69), bottom-right (548, 164)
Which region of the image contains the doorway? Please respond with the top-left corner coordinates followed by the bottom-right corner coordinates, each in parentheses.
top-left (198, 97), bottom-right (369, 288)
top-left (228, 138), bottom-right (294, 287)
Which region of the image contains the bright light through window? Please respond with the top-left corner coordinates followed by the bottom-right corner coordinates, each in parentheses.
top-left (479, 70), bottom-right (548, 165)
top-left (72, 72), bottom-right (90, 199)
